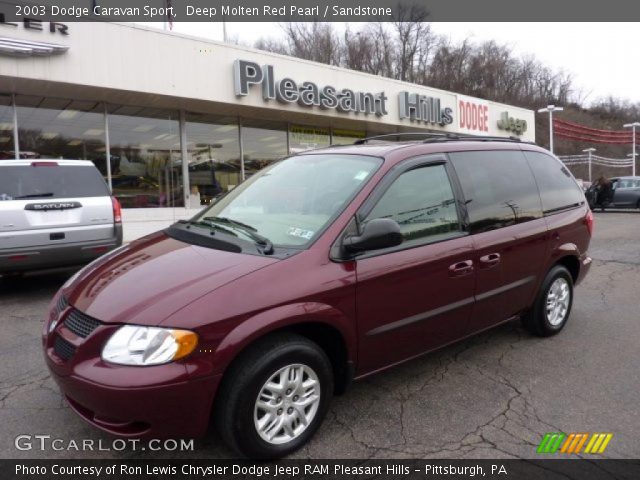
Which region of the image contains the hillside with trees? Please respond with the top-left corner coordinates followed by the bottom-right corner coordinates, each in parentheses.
top-left (254, 18), bottom-right (640, 179)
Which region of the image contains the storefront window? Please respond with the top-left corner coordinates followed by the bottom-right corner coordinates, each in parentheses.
top-left (331, 128), bottom-right (366, 145)
top-left (241, 119), bottom-right (288, 178)
top-left (0, 95), bottom-right (13, 159)
top-left (15, 96), bottom-right (106, 169)
top-left (185, 113), bottom-right (240, 207)
top-left (289, 124), bottom-right (330, 153)
top-left (108, 106), bottom-right (182, 208)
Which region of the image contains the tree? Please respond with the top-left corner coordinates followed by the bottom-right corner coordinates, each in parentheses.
top-left (252, 20), bottom-right (640, 173)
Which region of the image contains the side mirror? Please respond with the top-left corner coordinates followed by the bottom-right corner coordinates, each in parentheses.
top-left (343, 218), bottom-right (403, 253)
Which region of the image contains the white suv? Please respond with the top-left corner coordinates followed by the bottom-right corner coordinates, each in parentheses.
top-left (0, 159), bottom-right (122, 275)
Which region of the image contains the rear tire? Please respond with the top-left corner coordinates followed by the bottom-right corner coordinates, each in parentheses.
top-left (214, 333), bottom-right (333, 459)
top-left (522, 265), bottom-right (574, 337)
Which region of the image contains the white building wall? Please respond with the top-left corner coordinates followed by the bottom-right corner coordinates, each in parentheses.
top-left (0, 22), bottom-right (535, 140)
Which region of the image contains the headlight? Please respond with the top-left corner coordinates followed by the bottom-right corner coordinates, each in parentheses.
top-left (102, 325), bottom-right (198, 366)
top-left (48, 318), bottom-right (59, 334)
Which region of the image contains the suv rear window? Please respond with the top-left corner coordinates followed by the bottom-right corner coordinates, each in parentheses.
top-left (449, 150), bottom-right (543, 233)
top-left (0, 164), bottom-right (109, 200)
top-left (523, 151), bottom-right (585, 214)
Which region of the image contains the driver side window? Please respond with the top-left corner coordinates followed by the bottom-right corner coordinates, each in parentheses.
top-left (364, 164), bottom-right (461, 244)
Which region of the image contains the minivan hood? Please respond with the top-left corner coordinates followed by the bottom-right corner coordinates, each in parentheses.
top-left (67, 232), bottom-right (278, 326)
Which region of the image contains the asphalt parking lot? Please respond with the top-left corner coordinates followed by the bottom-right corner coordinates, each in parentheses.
top-left (1, 212), bottom-right (638, 460)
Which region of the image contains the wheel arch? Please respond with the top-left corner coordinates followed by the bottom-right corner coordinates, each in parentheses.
top-left (555, 255), bottom-right (580, 284)
top-left (211, 303), bottom-right (356, 395)
top-left (551, 243), bottom-right (581, 284)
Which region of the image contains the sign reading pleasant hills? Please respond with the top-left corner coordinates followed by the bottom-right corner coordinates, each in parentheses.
top-left (233, 59), bottom-right (453, 128)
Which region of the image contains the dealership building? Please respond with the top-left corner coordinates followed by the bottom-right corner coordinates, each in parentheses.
top-left (0, 21), bottom-right (535, 239)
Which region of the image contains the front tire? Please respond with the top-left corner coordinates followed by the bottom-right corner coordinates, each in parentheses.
top-left (214, 333), bottom-right (333, 459)
top-left (522, 265), bottom-right (574, 337)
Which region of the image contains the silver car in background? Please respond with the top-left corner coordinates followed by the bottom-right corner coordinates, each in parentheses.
top-left (0, 159), bottom-right (122, 275)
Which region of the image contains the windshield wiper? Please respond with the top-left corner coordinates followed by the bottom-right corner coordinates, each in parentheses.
top-left (15, 192), bottom-right (55, 199)
top-left (202, 216), bottom-right (274, 254)
top-left (203, 216), bottom-right (257, 232)
top-left (185, 219), bottom-right (238, 237)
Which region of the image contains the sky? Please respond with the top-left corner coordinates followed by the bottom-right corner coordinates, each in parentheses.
top-left (140, 22), bottom-right (640, 104)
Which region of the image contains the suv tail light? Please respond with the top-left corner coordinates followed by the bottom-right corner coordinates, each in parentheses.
top-left (31, 161), bottom-right (58, 167)
top-left (585, 209), bottom-right (594, 235)
top-left (111, 197), bottom-right (122, 224)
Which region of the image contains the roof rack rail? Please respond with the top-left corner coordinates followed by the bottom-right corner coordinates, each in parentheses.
top-left (353, 132), bottom-right (525, 145)
top-left (353, 132), bottom-right (453, 144)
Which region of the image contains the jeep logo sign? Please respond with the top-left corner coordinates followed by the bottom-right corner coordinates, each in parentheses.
top-left (497, 111), bottom-right (528, 135)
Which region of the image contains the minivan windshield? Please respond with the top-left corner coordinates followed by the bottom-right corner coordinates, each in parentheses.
top-left (191, 154), bottom-right (382, 248)
top-left (0, 165), bottom-right (109, 200)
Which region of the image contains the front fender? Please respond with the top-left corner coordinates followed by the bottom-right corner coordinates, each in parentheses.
top-left (208, 302), bottom-right (357, 376)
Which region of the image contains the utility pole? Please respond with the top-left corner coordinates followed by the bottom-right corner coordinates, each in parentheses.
top-left (538, 105), bottom-right (564, 154)
top-left (623, 122), bottom-right (640, 176)
top-left (627, 153), bottom-right (638, 176)
top-left (582, 148), bottom-right (596, 182)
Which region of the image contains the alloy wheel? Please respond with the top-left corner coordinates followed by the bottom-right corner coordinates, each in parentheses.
top-left (253, 364), bottom-right (321, 445)
top-left (546, 277), bottom-right (571, 326)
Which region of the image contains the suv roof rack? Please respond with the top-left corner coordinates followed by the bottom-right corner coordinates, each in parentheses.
top-left (353, 132), bottom-right (526, 145)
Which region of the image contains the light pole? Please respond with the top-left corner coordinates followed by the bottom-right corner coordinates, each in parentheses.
top-left (538, 105), bottom-right (564, 154)
top-left (582, 147), bottom-right (596, 182)
top-left (627, 153), bottom-right (638, 176)
top-left (623, 122), bottom-right (640, 176)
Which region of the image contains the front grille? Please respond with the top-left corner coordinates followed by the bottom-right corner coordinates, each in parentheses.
top-left (54, 335), bottom-right (76, 361)
top-left (64, 308), bottom-right (101, 338)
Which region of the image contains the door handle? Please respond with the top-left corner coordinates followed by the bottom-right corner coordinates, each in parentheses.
top-left (449, 260), bottom-right (474, 277)
top-left (479, 253), bottom-right (501, 268)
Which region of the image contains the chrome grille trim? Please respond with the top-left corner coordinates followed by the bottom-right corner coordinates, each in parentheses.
top-left (64, 308), bottom-right (102, 338)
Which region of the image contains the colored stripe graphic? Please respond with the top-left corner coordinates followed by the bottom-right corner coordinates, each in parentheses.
top-left (573, 433), bottom-right (590, 453)
top-left (537, 433), bottom-right (552, 453)
top-left (560, 433), bottom-right (589, 453)
top-left (537, 433), bottom-right (566, 453)
top-left (540, 433), bottom-right (613, 454)
top-left (560, 434), bottom-right (575, 453)
top-left (584, 433), bottom-right (613, 454)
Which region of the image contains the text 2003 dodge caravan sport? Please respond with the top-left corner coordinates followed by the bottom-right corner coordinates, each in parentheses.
top-left (44, 136), bottom-right (592, 458)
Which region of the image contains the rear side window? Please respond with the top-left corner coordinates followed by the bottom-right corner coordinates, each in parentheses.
top-left (0, 165), bottom-right (109, 200)
top-left (449, 150), bottom-right (542, 233)
top-left (523, 151), bottom-right (585, 214)
top-left (617, 178), bottom-right (639, 189)
top-left (365, 164), bottom-right (461, 244)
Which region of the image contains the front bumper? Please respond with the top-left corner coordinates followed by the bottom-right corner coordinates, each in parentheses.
top-left (47, 364), bottom-right (221, 439)
top-left (43, 295), bottom-right (220, 439)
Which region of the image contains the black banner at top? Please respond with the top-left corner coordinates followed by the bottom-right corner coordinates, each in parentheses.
top-left (0, 0), bottom-right (640, 22)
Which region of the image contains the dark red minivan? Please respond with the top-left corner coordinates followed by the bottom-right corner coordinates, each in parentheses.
top-left (43, 135), bottom-right (593, 458)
